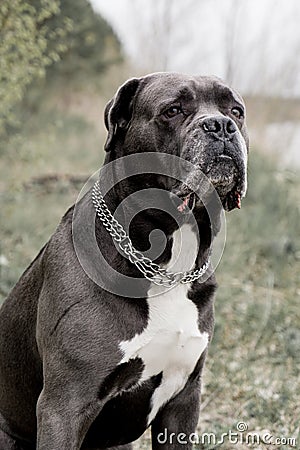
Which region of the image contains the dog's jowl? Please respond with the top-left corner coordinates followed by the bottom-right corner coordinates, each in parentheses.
top-left (0, 73), bottom-right (249, 449)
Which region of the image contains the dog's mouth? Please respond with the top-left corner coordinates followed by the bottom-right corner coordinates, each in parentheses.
top-left (175, 188), bottom-right (241, 214)
top-left (173, 154), bottom-right (245, 213)
top-left (176, 192), bottom-right (196, 214)
top-left (205, 155), bottom-right (243, 211)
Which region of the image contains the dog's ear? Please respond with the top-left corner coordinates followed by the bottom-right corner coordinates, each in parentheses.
top-left (104, 78), bottom-right (141, 152)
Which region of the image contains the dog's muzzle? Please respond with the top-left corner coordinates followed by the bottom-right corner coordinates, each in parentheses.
top-left (177, 115), bottom-right (248, 212)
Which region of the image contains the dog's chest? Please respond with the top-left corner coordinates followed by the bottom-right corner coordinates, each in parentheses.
top-left (119, 225), bottom-right (208, 424)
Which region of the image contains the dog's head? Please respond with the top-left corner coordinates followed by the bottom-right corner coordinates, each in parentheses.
top-left (104, 72), bottom-right (249, 212)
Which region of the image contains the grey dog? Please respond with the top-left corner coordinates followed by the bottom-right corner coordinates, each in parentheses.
top-left (0, 72), bottom-right (249, 449)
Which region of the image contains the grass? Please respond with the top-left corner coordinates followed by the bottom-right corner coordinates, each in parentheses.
top-left (0, 72), bottom-right (299, 449)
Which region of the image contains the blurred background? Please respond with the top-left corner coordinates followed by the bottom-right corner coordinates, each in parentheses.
top-left (0, 0), bottom-right (299, 448)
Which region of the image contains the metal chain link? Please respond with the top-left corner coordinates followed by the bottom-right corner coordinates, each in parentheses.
top-left (92, 180), bottom-right (210, 287)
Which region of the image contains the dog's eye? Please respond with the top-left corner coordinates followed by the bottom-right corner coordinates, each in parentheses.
top-left (231, 107), bottom-right (244, 120)
top-left (164, 106), bottom-right (182, 118)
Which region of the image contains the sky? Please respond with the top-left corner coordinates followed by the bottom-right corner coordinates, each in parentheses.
top-left (90, 0), bottom-right (300, 96)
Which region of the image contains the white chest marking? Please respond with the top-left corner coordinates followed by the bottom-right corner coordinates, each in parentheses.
top-left (119, 224), bottom-right (209, 425)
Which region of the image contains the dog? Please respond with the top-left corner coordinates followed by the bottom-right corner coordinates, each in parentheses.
top-left (0, 72), bottom-right (249, 449)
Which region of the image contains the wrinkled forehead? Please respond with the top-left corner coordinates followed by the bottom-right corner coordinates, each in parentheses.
top-left (136, 73), bottom-right (245, 111)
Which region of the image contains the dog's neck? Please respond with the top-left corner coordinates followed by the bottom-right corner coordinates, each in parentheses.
top-left (95, 182), bottom-right (215, 273)
top-left (98, 154), bottom-right (219, 272)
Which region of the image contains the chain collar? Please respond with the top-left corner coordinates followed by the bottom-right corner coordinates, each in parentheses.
top-left (92, 180), bottom-right (210, 287)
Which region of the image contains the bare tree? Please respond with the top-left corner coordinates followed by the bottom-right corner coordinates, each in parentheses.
top-left (111, 0), bottom-right (300, 96)
top-left (223, 0), bottom-right (242, 85)
top-left (130, 0), bottom-right (209, 73)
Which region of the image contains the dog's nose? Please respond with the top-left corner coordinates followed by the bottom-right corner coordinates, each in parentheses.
top-left (202, 116), bottom-right (236, 139)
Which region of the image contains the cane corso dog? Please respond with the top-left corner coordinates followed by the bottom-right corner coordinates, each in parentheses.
top-left (0, 72), bottom-right (249, 449)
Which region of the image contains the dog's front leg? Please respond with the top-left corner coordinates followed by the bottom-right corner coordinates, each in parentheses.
top-left (151, 372), bottom-right (203, 450)
top-left (36, 384), bottom-right (104, 450)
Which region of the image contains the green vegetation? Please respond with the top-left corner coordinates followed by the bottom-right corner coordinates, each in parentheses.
top-left (0, 0), bottom-right (121, 140)
top-left (0, 70), bottom-right (112, 296)
top-left (0, 0), bottom-right (71, 137)
top-left (0, 0), bottom-right (124, 295)
top-left (43, 0), bottom-right (122, 80)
